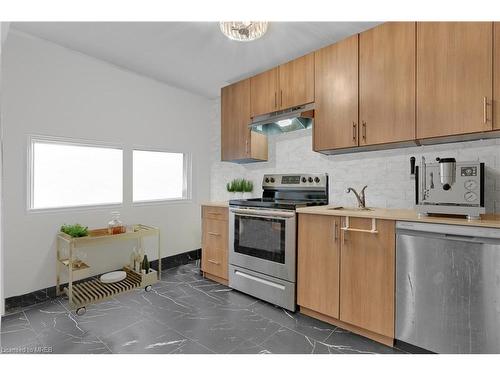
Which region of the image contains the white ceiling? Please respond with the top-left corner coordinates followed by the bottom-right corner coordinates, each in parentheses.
top-left (12, 22), bottom-right (379, 98)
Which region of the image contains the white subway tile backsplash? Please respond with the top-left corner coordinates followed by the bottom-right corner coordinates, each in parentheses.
top-left (209, 99), bottom-right (500, 213)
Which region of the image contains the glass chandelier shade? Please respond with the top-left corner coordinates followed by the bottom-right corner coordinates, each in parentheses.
top-left (219, 22), bottom-right (268, 42)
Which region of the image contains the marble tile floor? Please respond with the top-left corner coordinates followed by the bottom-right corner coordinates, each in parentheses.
top-left (0, 262), bottom-right (406, 354)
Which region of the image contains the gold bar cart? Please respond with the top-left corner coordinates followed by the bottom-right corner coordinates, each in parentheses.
top-left (56, 224), bottom-right (161, 315)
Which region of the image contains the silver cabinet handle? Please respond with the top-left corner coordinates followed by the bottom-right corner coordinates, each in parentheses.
top-left (362, 121), bottom-right (367, 141)
top-left (274, 91), bottom-right (277, 109)
top-left (352, 122), bottom-right (357, 142)
top-left (484, 96), bottom-right (488, 125)
top-left (207, 259), bottom-right (220, 265)
top-left (342, 218), bottom-right (346, 244)
top-left (334, 221), bottom-right (339, 242)
top-left (208, 232), bottom-right (220, 236)
top-left (280, 89), bottom-right (283, 108)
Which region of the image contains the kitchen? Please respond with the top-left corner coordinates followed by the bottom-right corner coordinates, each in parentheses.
top-left (205, 21), bottom-right (500, 354)
top-left (0, 2), bottom-right (500, 369)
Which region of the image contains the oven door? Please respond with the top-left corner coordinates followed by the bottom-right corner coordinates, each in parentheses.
top-left (229, 207), bottom-right (296, 282)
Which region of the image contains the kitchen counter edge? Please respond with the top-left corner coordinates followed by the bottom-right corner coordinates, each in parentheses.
top-left (296, 206), bottom-right (500, 229)
top-left (201, 202), bottom-right (229, 208)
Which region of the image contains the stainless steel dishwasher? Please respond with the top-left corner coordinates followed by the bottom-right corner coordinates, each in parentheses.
top-left (396, 221), bottom-right (500, 353)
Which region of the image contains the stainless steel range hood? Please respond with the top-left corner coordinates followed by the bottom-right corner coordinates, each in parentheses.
top-left (249, 103), bottom-right (314, 135)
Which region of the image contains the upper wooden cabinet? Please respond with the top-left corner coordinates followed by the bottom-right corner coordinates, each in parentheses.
top-left (278, 53), bottom-right (315, 110)
top-left (249, 54), bottom-right (314, 117)
top-left (314, 34), bottom-right (359, 151)
top-left (250, 67), bottom-right (279, 117)
top-left (222, 22), bottom-right (500, 160)
top-left (221, 79), bottom-right (268, 162)
top-left (359, 22), bottom-right (416, 145)
top-left (494, 22), bottom-right (500, 130)
top-left (340, 217), bottom-right (395, 339)
top-left (297, 214), bottom-right (341, 319)
top-left (417, 22), bottom-right (493, 139)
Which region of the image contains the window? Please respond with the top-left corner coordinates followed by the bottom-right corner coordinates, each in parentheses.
top-left (133, 150), bottom-right (190, 202)
top-left (29, 137), bottom-right (123, 210)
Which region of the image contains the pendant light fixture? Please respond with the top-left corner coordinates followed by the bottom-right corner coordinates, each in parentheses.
top-left (219, 22), bottom-right (268, 42)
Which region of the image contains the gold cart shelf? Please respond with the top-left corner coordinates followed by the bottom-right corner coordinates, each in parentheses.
top-left (56, 224), bottom-right (161, 315)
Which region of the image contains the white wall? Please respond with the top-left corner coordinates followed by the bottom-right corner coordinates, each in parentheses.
top-left (210, 98), bottom-right (500, 213)
top-left (1, 31), bottom-right (213, 298)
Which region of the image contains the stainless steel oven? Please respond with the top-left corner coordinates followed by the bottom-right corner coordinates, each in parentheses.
top-left (229, 207), bottom-right (296, 282)
top-left (227, 173), bottom-right (329, 312)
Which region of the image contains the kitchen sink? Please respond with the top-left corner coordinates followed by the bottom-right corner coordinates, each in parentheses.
top-left (327, 206), bottom-right (373, 211)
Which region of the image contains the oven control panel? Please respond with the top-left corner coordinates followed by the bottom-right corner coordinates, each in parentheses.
top-left (281, 175), bottom-right (301, 184)
top-left (263, 173), bottom-right (328, 189)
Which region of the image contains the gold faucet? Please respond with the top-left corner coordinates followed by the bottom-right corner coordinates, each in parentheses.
top-left (346, 186), bottom-right (368, 209)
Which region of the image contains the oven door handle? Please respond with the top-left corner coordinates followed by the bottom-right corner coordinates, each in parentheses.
top-left (230, 208), bottom-right (295, 219)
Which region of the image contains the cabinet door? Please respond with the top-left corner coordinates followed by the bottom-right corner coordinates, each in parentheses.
top-left (359, 22), bottom-right (416, 145)
top-left (297, 214), bottom-right (340, 319)
top-left (221, 79), bottom-right (251, 161)
top-left (340, 217), bottom-right (395, 338)
top-left (201, 217), bottom-right (228, 280)
top-left (417, 22), bottom-right (493, 138)
top-left (494, 22), bottom-right (500, 130)
top-left (278, 53), bottom-right (314, 110)
top-left (314, 35), bottom-right (359, 151)
top-left (251, 67), bottom-right (279, 117)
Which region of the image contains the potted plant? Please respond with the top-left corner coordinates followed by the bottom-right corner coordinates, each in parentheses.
top-left (226, 178), bottom-right (253, 198)
top-left (60, 224), bottom-right (89, 238)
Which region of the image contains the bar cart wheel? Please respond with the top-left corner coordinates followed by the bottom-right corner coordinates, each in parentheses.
top-left (145, 285), bottom-right (152, 292)
top-left (76, 307), bottom-right (86, 316)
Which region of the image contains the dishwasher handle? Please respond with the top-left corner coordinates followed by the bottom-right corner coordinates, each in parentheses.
top-left (398, 230), bottom-right (484, 244)
top-left (396, 221), bottom-right (500, 241)
top-left (443, 233), bottom-right (481, 243)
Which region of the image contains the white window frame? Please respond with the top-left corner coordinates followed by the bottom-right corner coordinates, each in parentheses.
top-left (132, 146), bottom-right (192, 205)
top-left (27, 135), bottom-right (124, 213)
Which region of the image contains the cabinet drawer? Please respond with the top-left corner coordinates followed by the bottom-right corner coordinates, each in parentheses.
top-left (202, 216), bottom-right (228, 280)
top-left (229, 265), bottom-right (296, 311)
top-left (202, 245), bottom-right (226, 276)
top-left (202, 206), bottom-right (228, 221)
top-left (203, 219), bottom-right (227, 249)
top-left (202, 244), bottom-right (227, 280)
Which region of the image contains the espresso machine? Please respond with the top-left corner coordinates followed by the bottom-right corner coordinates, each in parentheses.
top-left (415, 157), bottom-right (485, 220)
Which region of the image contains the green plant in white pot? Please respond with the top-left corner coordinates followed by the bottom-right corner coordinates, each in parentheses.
top-left (226, 178), bottom-right (253, 198)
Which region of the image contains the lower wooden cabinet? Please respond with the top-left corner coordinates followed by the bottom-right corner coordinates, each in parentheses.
top-left (201, 205), bottom-right (228, 284)
top-left (297, 213), bottom-right (395, 346)
top-left (297, 214), bottom-right (341, 319)
top-left (339, 217), bottom-right (395, 339)
top-left (494, 22), bottom-right (500, 130)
